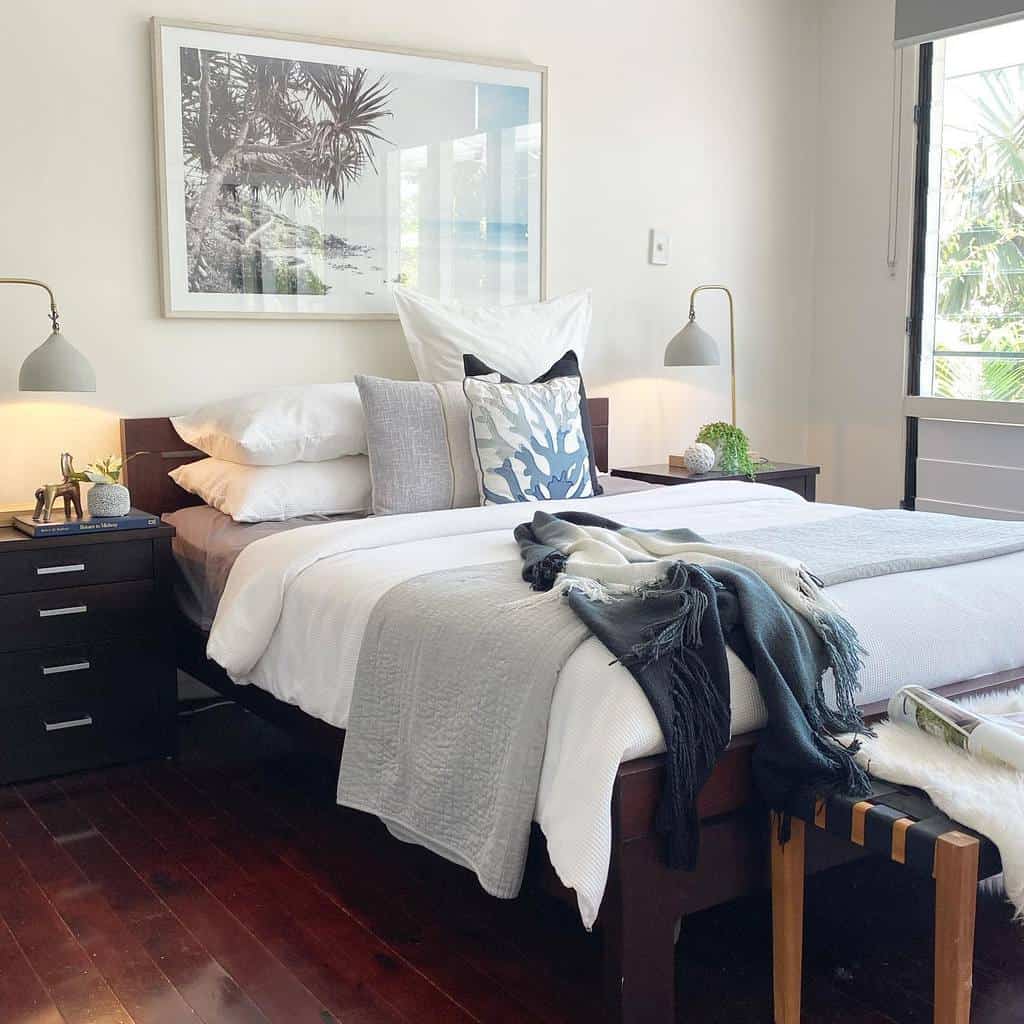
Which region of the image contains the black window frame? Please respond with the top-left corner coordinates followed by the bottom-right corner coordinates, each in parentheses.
top-left (903, 41), bottom-right (934, 510)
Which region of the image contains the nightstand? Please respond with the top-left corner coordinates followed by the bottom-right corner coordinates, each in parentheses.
top-left (611, 462), bottom-right (820, 501)
top-left (0, 521), bottom-right (177, 784)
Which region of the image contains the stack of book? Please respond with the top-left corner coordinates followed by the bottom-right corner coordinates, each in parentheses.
top-left (12, 509), bottom-right (159, 538)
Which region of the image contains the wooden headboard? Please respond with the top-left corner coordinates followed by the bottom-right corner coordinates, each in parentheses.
top-left (121, 396), bottom-right (610, 518)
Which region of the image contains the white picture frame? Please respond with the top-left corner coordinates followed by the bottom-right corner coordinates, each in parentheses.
top-left (151, 18), bottom-right (547, 319)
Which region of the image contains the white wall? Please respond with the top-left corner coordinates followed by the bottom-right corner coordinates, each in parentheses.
top-left (0, 0), bottom-right (820, 507)
top-left (808, 0), bottom-right (916, 507)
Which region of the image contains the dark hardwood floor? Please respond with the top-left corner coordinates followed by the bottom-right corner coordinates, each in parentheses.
top-left (1, 704), bottom-right (1022, 1024)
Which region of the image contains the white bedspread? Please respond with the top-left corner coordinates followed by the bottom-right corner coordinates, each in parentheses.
top-left (207, 482), bottom-right (1024, 928)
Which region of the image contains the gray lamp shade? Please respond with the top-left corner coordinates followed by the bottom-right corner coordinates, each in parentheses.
top-left (18, 331), bottom-right (96, 392)
top-left (664, 319), bottom-right (721, 367)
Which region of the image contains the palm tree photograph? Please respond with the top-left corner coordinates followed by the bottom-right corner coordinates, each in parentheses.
top-left (180, 50), bottom-right (393, 298)
top-left (153, 21), bottom-right (545, 318)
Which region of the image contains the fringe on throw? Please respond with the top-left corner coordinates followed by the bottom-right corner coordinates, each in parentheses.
top-left (628, 563), bottom-right (730, 868)
top-left (775, 732), bottom-right (873, 850)
top-left (554, 575), bottom-right (634, 604)
top-left (814, 609), bottom-right (870, 732)
top-left (658, 643), bottom-right (732, 867)
top-left (810, 731), bottom-right (872, 797)
top-left (796, 566), bottom-right (871, 736)
top-left (630, 566), bottom-right (719, 656)
top-left (533, 549), bottom-right (873, 860)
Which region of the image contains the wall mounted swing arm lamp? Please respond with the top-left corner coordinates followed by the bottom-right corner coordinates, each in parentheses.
top-left (1, 277), bottom-right (96, 392)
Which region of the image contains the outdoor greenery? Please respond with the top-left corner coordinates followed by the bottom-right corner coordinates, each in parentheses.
top-left (696, 422), bottom-right (756, 478)
top-left (935, 65), bottom-right (1024, 400)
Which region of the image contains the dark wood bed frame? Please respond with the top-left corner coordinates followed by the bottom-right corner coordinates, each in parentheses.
top-left (121, 405), bottom-right (1024, 1024)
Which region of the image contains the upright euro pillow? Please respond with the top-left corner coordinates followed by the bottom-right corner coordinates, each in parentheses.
top-left (172, 382), bottom-right (366, 466)
top-left (392, 286), bottom-right (592, 384)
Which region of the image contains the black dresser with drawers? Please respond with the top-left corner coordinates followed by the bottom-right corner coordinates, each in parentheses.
top-left (0, 522), bottom-right (177, 784)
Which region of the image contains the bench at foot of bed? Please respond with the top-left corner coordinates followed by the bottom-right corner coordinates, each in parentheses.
top-left (770, 785), bottom-right (1002, 1024)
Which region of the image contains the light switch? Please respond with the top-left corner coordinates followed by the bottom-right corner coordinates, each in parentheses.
top-left (649, 229), bottom-right (670, 266)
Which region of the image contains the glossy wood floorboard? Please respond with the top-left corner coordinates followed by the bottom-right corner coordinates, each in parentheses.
top-left (1, 705), bottom-right (1022, 1023)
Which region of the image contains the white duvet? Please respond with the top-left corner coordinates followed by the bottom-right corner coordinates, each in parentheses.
top-left (207, 482), bottom-right (1024, 928)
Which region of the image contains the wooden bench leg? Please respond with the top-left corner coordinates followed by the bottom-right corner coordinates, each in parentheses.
top-left (933, 831), bottom-right (980, 1024)
top-left (770, 813), bottom-right (805, 1024)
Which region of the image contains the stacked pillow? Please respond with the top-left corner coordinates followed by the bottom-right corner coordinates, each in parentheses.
top-left (169, 384), bottom-right (371, 521)
top-left (169, 288), bottom-right (603, 521)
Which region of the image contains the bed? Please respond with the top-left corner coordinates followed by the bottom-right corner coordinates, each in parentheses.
top-left (121, 406), bottom-right (1024, 1024)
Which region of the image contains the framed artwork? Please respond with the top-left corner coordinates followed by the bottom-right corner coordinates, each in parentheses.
top-left (151, 19), bottom-right (546, 319)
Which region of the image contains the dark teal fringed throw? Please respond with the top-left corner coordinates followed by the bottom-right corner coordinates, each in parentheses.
top-left (515, 510), bottom-right (871, 869)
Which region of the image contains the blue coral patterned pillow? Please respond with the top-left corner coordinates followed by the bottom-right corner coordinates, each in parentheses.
top-left (463, 375), bottom-right (595, 504)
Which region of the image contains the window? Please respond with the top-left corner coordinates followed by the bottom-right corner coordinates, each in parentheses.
top-left (916, 22), bottom-right (1024, 401)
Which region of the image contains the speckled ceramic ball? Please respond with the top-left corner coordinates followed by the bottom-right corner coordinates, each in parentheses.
top-left (682, 442), bottom-right (716, 474)
top-left (87, 483), bottom-right (131, 517)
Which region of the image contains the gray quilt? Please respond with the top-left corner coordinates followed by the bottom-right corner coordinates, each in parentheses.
top-left (337, 509), bottom-right (1024, 900)
top-left (338, 560), bottom-right (588, 899)
top-left (714, 508), bottom-right (1024, 585)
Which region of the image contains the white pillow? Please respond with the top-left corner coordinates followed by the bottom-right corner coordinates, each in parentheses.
top-left (392, 286), bottom-right (592, 383)
top-left (169, 456), bottom-right (371, 522)
top-left (172, 383), bottom-right (367, 466)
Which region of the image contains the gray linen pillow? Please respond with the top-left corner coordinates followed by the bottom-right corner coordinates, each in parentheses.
top-left (355, 374), bottom-right (489, 515)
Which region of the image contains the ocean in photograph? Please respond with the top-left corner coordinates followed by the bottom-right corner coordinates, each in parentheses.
top-left (238, 213), bottom-right (530, 308)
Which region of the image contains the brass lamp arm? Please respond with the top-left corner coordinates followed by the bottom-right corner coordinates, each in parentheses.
top-left (687, 284), bottom-right (736, 427)
top-left (0, 277), bottom-right (61, 332)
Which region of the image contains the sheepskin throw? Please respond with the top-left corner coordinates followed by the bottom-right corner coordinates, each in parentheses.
top-left (847, 687), bottom-right (1024, 919)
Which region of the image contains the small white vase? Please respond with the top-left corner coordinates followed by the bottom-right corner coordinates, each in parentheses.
top-left (88, 482), bottom-right (131, 517)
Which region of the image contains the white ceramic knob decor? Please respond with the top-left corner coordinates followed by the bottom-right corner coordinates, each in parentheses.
top-left (682, 443), bottom-right (716, 475)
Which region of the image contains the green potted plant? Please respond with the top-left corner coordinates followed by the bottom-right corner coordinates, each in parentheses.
top-left (696, 422), bottom-right (757, 479)
top-left (73, 455), bottom-right (134, 517)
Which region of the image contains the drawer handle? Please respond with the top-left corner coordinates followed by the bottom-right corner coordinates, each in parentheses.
top-left (36, 563), bottom-right (86, 576)
top-left (38, 605), bottom-right (88, 618)
top-left (44, 715), bottom-right (93, 732)
top-left (41, 660), bottom-right (91, 676)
